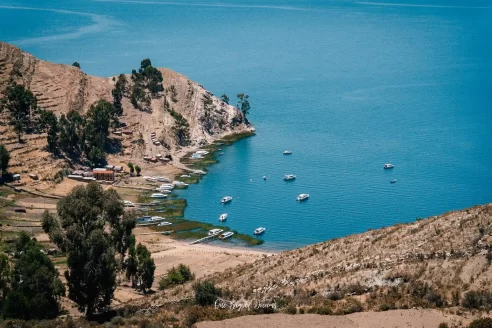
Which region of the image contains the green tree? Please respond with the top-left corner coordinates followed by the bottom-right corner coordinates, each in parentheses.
top-left (127, 162), bottom-right (134, 175)
top-left (0, 254), bottom-right (12, 304)
top-left (135, 165), bottom-right (141, 176)
top-left (84, 100), bottom-right (115, 166)
top-left (193, 281), bottom-right (221, 306)
top-left (220, 94), bottom-right (229, 104)
top-left (112, 74), bottom-right (127, 118)
top-left (59, 110), bottom-right (83, 156)
top-left (125, 235), bottom-right (137, 287)
top-left (39, 110), bottom-right (60, 154)
top-left (42, 182), bottom-right (134, 316)
top-left (72, 62), bottom-right (81, 68)
top-left (3, 235), bottom-right (64, 320)
top-left (236, 93), bottom-right (251, 123)
top-left (2, 84), bottom-right (38, 141)
top-left (135, 243), bottom-right (155, 294)
top-left (0, 144), bottom-right (10, 175)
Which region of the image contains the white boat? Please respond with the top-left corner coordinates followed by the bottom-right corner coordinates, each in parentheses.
top-left (384, 163), bottom-right (394, 169)
top-left (219, 213), bottom-right (228, 222)
top-left (283, 150), bottom-right (292, 155)
top-left (221, 196), bottom-right (232, 204)
top-left (150, 193), bottom-right (167, 198)
top-left (297, 193), bottom-right (309, 201)
top-left (149, 216), bottom-right (166, 222)
top-left (173, 181), bottom-right (189, 187)
top-left (219, 231), bottom-right (234, 240)
top-left (157, 221), bottom-right (172, 226)
top-left (159, 184), bottom-right (174, 190)
top-left (390, 179), bottom-right (397, 184)
top-left (181, 174), bottom-right (191, 178)
top-left (283, 174), bottom-right (296, 181)
top-left (208, 228), bottom-right (224, 236)
top-left (195, 150), bottom-right (209, 155)
top-left (123, 200), bottom-right (134, 207)
top-left (254, 227), bottom-right (266, 235)
top-left (146, 177), bottom-right (157, 182)
top-left (191, 153), bottom-right (204, 159)
top-left (194, 170), bottom-right (207, 175)
top-left (157, 176), bottom-right (171, 182)
top-left (154, 188), bottom-right (172, 193)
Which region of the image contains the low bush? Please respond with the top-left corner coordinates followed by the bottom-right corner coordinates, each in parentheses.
top-left (469, 318), bottom-right (492, 328)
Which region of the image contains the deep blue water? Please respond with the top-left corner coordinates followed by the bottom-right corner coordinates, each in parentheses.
top-left (1, 0), bottom-right (491, 250)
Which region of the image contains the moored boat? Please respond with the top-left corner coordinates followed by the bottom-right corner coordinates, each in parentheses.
top-left (283, 174), bottom-right (296, 181)
top-left (150, 193), bottom-right (167, 198)
top-left (384, 163), bottom-right (394, 169)
top-left (219, 231), bottom-right (234, 240)
top-left (297, 193), bottom-right (309, 201)
top-left (390, 179), bottom-right (397, 183)
top-left (208, 228), bottom-right (224, 236)
top-left (254, 227), bottom-right (266, 235)
top-left (157, 221), bottom-right (172, 226)
top-left (221, 196), bottom-right (232, 204)
top-left (283, 150), bottom-right (292, 155)
top-left (219, 213), bottom-right (228, 222)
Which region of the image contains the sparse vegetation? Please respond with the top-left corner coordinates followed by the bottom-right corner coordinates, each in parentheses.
top-left (159, 264), bottom-right (195, 290)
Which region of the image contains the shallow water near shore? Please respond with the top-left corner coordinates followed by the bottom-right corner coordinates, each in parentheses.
top-left (2, 0), bottom-right (491, 250)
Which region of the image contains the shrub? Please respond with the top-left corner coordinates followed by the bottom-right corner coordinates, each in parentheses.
top-left (469, 318), bottom-right (492, 328)
top-left (158, 264), bottom-right (195, 290)
top-left (285, 305), bottom-right (297, 314)
top-left (193, 281), bottom-right (221, 306)
top-left (438, 323), bottom-right (449, 328)
top-left (110, 316), bottom-right (125, 326)
top-left (462, 290), bottom-right (492, 309)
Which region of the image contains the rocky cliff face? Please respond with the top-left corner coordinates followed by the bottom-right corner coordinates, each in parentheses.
top-left (0, 42), bottom-right (252, 177)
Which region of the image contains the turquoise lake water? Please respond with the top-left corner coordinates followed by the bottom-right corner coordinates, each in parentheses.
top-left (1, 0), bottom-right (491, 250)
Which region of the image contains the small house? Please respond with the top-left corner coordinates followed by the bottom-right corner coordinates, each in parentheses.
top-left (114, 166), bottom-right (123, 172)
top-left (93, 170), bottom-right (115, 182)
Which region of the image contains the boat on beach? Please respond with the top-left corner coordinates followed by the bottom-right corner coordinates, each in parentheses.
top-left (254, 227), bottom-right (265, 235)
top-left (384, 163), bottom-right (394, 169)
top-left (221, 196), bottom-right (232, 204)
top-left (297, 193), bottom-right (309, 202)
top-left (194, 170), bottom-right (207, 175)
top-left (154, 188), bottom-right (172, 193)
top-left (208, 228), bottom-right (224, 236)
top-left (219, 231), bottom-right (234, 240)
top-left (283, 174), bottom-right (296, 181)
top-left (150, 193), bottom-right (167, 198)
top-left (123, 200), bottom-right (135, 207)
top-left (157, 221), bottom-right (172, 226)
top-left (146, 177), bottom-right (157, 182)
top-left (283, 150), bottom-right (292, 155)
top-left (195, 150), bottom-right (209, 155)
top-left (173, 181), bottom-right (189, 187)
top-left (157, 176), bottom-right (171, 182)
top-left (219, 213), bottom-right (228, 222)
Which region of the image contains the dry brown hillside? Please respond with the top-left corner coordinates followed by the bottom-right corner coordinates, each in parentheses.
top-left (166, 204), bottom-right (492, 315)
top-left (0, 41), bottom-right (252, 181)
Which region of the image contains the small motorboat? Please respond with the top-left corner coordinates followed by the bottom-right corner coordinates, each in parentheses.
top-left (283, 174), bottom-right (296, 181)
top-left (159, 184), bottom-right (174, 190)
top-left (157, 221), bottom-right (172, 226)
top-left (191, 153), bottom-right (204, 159)
top-left (181, 174), bottom-right (191, 178)
top-left (194, 170), bottom-right (207, 175)
top-left (149, 216), bottom-right (167, 223)
top-left (150, 193), bottom-right (167, 198)
top-left (173, 181), bottom-right (189, 187)
top-left (157, 176), bottom-right (171, 182)
top-left (283, 150), bottom-right (293, 155)
top-left (123, 200), bottom-right (134, 207)
top-left (146, 177), bottom-right (157, 182)
top-left (384, 163), bottom-right (394, 169)
top-left (263, 176), bottom-right (267, 180)
top-left (219, 213), bottom-right (228, 222)
top-left (219, 231), bottom-right (234, 240)
top-left (254, 227), bottom-right (266, 235)
top-left (208, 228), bottom-right (223, 236)
top-left (195, 150), bottom-right (209, 155)
top-left (221, 196), bottom-right (232, 204)
top-left (297, 193), bottom-right (310, 202)
top-left (390, 179), bottom-right (397, 184)
top-left (155, 188), bottom-right (172, 193)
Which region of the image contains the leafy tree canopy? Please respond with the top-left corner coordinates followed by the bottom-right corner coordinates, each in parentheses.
top-left (0, 144), bottom-right (10, 175)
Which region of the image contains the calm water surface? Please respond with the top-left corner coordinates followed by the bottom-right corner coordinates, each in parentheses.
top-left (1, 0), bottom-right (491, 250)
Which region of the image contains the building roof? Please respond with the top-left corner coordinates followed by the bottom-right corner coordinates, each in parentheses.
top-left (92, 170), bottom-right (114, 174)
